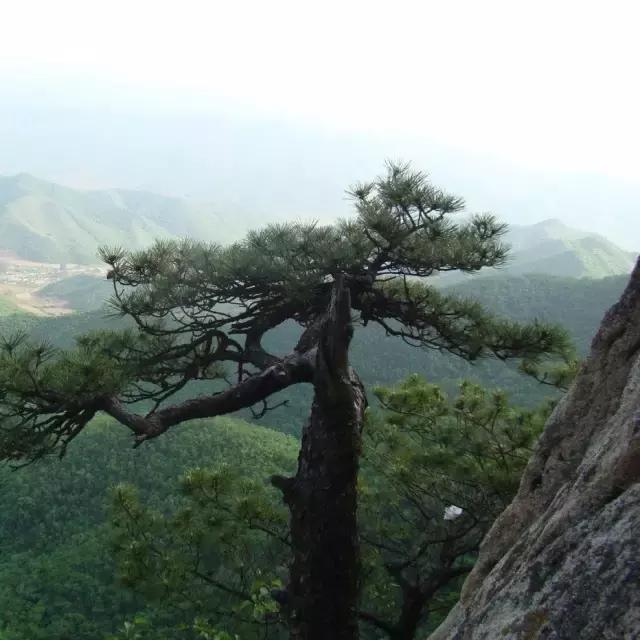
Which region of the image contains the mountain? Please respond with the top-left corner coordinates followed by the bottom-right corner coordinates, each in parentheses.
top-left (0, 173), bottom-right (241, 264)
top-left (2, 172), bottom-right (634, 279)
top-left (2, 92), bottom-right (640, 252)
top-left (504, 218), bottom-right (637, 278)
top-left (445, 273), bottom-right (628, 353)
top-left (436, 218), bottom-right (636, 284)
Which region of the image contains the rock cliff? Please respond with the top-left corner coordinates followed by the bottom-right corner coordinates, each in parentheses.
top-left (430, 258), bottom-right (640, 640)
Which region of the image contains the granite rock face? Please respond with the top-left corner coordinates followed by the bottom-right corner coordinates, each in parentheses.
top-left (430, 258), bottom-right (640, 640)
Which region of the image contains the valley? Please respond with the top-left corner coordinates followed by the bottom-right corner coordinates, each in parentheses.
top-left (0, 250), bottom-right (103, 315)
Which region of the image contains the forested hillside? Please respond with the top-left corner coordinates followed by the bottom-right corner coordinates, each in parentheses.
top-left (36, 274), bottom-right (112, 313)
top-left (0, 417), bottom-right (297, 640)
top-left (15, 272), bottom-right (625, 435)
top-left (438, 218), bottom-right (636, 282)
top-left (448, 273), bottom-right (627, 352)
top-left (0, 174), bottom-right (239, 264)
top-left (0, 268), bottom-right (627, 637)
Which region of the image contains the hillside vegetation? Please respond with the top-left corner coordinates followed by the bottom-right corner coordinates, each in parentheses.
top-left (440, 218), bottom-right (636, 282)
top-left (0, 174), bottom-right (239, 264)
top-left (447, 273), bottom-right (627, 351)
top-left (0, 294), bottom-right (21, 315)
top-left (36, 274), bottom-right (112, 312)
top-left (0, 416), bottom-right (297, 640)
top-left (14, 272), bottom-right (628, 438)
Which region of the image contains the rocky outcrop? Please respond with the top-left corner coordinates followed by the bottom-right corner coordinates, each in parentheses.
top-left (430, 258), bottom-right (640, 640)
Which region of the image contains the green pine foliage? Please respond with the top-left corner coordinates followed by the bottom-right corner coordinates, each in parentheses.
top-left (0, 416), bottom-right (296, 640)
top-left (103, 377), bottom-right (551, 639)
top-left (0, 375), bottom-right (550, 640)
top-left (358, 376), bottom-right (551, 637)
top-left (0, 163), bottom-right (593, 639)
top-left (0, 164), bottom-right (572, 463)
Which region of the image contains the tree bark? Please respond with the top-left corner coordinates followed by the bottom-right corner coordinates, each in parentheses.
top-left (393, 586), bottom-right (427, 640)
top-left (274, 276), bottom-right (366, 640)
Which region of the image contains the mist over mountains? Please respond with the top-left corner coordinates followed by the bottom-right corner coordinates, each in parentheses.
top-left (1, 98), bottom-right (639, 252)
top-left (0, 173), bottom-right (238, 264)
top-left (462, 218), bottom-right (637, 281)
top-left (0, 172), bottom-right (636, 283)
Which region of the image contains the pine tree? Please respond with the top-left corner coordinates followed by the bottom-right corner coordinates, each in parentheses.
top-left (0, 162), bottom-right (571, 640)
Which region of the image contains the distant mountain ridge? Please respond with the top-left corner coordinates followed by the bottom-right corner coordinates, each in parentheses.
top-left (504, 218), bottom-right (636, 278)
top-left (1, 174), bottom-right (636, 278)
top-left (433, 218), bottom-right (636, 284)
top-left (0, 173), bottom-right (241, 264)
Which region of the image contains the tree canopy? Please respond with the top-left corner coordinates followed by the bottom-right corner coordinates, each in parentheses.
top-left (103, 376), bottom-right (552, 640)
top-left (0, 162), bottom-right (573, 640)
top-left (0, 162), bottom-right (571, 463)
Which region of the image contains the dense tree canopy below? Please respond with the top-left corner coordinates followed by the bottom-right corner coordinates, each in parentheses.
top-left (0, 416), bottom-right (297, 640)
top-left (104, 376), bottom-right (551, 640)
top-left (0, 376), bottom-right (550, 640)
top-left (3, 274), bottom-right (624, 637)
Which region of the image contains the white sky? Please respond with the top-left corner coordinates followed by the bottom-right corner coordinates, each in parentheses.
top-left (1, 0), bottom-right (639, 180)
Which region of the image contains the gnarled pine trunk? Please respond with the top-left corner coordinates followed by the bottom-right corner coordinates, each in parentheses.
top-left (274, 276), bottom-right (366, 640)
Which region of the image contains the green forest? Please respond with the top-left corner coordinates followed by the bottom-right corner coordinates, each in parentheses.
top-left (0, 164), bottom-right (633, 640)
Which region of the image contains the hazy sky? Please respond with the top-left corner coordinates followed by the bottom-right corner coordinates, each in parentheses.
top-left (2, 0), bottom-right (639, 179)
top-left (0, 1), bottom-right (639, 248)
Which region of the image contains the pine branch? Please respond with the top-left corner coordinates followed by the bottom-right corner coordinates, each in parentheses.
top-left (0, 162), bottom-right (575, 463)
